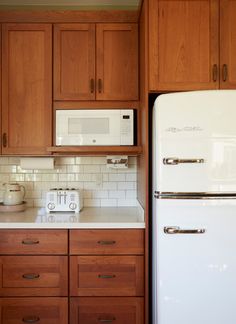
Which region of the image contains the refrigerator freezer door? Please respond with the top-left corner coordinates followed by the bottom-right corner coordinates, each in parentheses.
top-left (153, 198), bottom-right (236, 324)
top-left (153, 90), bottom-right (236, 193)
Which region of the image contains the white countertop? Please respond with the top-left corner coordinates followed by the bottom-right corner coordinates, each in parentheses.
top-left (0, 207), bottom-right (145, 229)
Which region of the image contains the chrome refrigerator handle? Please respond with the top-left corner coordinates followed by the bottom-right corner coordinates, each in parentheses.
top-left (163, 158), bottom-right (205, 165)
top-left (164, 226), bottom-right (206, 234)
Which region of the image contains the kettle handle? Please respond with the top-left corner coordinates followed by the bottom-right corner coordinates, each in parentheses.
top-left (20, 185), bottom-right (26, 200)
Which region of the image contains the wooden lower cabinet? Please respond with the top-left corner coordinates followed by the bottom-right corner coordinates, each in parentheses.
top-left (0, 256), bottom-right (68, 297)
top-left (70, 256), bottom-right (144, 297)
top-left (70, 297), bottom-right (144, 324)
top-left (0, 297), bottom-right (68, 324)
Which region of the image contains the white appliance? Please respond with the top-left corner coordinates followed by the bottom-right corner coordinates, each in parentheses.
top-left (153, 90), bottom-right (236, 324)
top-left (56, 109), bottom-right (134, 146)
top-left (46, 189), bottom-right (83, 213)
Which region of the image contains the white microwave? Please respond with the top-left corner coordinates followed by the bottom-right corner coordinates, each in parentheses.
top-left (55, 109), bottom-right (134, 146)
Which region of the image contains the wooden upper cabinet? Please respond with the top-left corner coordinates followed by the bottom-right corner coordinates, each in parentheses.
top-left (220, 0), bottom-right (236, 88)
top-left (96, 23), bottom-right (139, 100)
top-left (54, 23), bottom-right (138, 101)
top-left (2, 24), bottom-right (52, 155)
top-left (54, 24), bottom-right (96, 100)
top-left (149, 0), bottom-right (219, 91)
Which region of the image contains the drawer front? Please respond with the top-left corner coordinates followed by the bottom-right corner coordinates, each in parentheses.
top-left (0, 256), bottom-right (68, 296)
top-left (70, 256), bottom-right (144, 297)
top-left (0, 297), bottom-right (68, 324)
top-left (70, 229), bottom-right (144, 255)
top-left (70, 297), bottom-right (144, 324)
top-left (0, 230), bottom-right (68, 255)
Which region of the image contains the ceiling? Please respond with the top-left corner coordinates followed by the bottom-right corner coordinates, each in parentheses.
top-left (0, 0), bottom-right (141, 10)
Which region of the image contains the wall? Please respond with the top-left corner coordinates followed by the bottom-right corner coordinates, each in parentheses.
top-left (0, 156), bottom-right (137, 208)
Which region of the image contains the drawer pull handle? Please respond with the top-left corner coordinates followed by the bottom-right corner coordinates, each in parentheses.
top-left (98, 318), bottom-right (116, 323)
top-left (22, 240), bottom-right (40, 245)
top-left (22, 273), bottom-right (40, 280)
top-left (97, 241), bottom-right (116, 245)
top-left (22, 316), bottom-right (40, 323)
top-left (98, 274), bottom-right (116, 279)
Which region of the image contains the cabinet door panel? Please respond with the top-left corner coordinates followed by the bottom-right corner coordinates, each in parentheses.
top-left (70, 256), bottom-right (144, 297)
top-left (0, 256), bottom-right (68, 296)
top-left (0, 230), bottom-right (68, 255)
top-left (2, 23), bottom-right (52, 155)
top-left (96, 24), bottom-right (138, 100)
top-left (220, 0), bottom-right (236, 88)
top-left (0, 298), bottom-right (68, 324)
top-left (70, 229), bottom-right (144, 255)
top-left (149, 0), bottom-right (219, 91)
top-left (54, 24), bottom-right (95, 100)
top-left (70, 297), bottom-right (144, 324)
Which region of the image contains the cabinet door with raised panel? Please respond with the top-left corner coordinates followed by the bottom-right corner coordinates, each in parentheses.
top-left (220, 0), bottom-right (236, 88)
top-left (54, 24), bottom-right (95, 100)
top-left (2, 24), bottom-right (52, 155)
top-left (96, 24), bottom-right (139, 100)
top-left (149, 0), bottom-right (219, 91)
top-left (70, 297), bottom-right (144, 324)
top-left (0, 298), bottom-right (68, 324)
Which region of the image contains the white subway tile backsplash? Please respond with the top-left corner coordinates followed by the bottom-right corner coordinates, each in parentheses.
top-left (84, 165), bottom-right (100, 173)
top-left (109, 173), bottom-right (126, 182)
top-left (118, 182), bottom-right (136, 190)
top-left (84, 198), bottom-right (101, 207)
top-left (0, 156), bottom-right (137, 207)
top-left (109, 190), bottom-right (126, 199)
top-left (101, 199), bottom-right (117, 207)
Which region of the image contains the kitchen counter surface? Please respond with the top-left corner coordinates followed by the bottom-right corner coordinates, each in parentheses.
top-left (0, 206), bottom-right (145, 229)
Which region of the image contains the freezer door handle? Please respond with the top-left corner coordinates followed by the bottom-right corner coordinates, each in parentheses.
top-left (164, 226), bottom-right (206, 234)
top-left (163, 158), bottom-right (205, 165)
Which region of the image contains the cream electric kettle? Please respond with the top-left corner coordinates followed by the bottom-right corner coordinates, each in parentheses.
top-left (2, 183), bottom-right (25, 205)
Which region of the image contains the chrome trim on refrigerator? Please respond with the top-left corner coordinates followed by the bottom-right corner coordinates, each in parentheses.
top-left (164, 226), bottom-right (206, 234)
top-left (154, 191), bottom-right (236, 199)
top-left (163, 158), bottom-right (205, 165)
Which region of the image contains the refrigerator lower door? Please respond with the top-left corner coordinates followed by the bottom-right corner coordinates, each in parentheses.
top-left (153, 198), bottom-right (236, 324)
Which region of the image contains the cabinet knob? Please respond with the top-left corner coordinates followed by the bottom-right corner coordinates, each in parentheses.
top-left (98, 274), bottom-right (116, 279)
top-left (222, 64), bottom-right (228, 82)
top-left (97, 240), bottom-right (116, 245)
top-left (98, 318), bottom-right (116, 323)
top-left (22, 273), bottom-right (40, 280)
top-left (22, 316), bottom-right (40, 323)
top-left (90, 78), bottom-right (95, 93)
top-left (98, 79), bottom-right (102, 93)
top-left (2, 133), bottom-right (7, 147)
top-left (212, 64), bottom-right (218, 82)
top-left (22, 239), bottom-right (40, 245)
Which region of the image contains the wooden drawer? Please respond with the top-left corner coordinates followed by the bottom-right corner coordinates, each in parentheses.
top-left (0, 230), bottom-right (68, 255)
top-left (70, 256), bottom-right (144, 297)
top-left (0, 256), bottom-right (68, 296)
top-left (70, 297), bottom-right (144, 324)
top-left (0, 297), bottom-right (68, 324)
top-left (69, 229), bottom-right (144, 255)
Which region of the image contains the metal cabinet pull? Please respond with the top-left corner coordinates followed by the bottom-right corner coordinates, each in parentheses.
top-left (164, 226), bottom-right (206, 234)
top-left (222, 64), bottom-right (228, 82)
top-left (90, 78), bottom-right (95, 93)
top-left (22, 240), bottom-right (39, 245)
top-left (2, 133), bottom-right (7, 147)
top-left (22, 316), bottom-right (40, 323)
top-left (98, 274), bottom-right (116, 279)
top-left (22, 273), bottom-right (40, 280)
top-left (97, 240), bottom-right (116, 245)
top-left (163, 158), bottom-right (204, 165)
top-left (213, 64), bottom-right (218, 82)
top-left (98, 79), bottom-right (102, 93)
top-left (98, 318), bottom-right (116, 323)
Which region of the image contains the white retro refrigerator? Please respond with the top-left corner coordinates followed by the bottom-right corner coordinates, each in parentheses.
top-left (153, 90), bottom-right (236, 324)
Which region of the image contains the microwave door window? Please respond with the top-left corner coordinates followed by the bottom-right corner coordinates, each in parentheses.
top-left (68, 117), bottom-right (113, 145)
